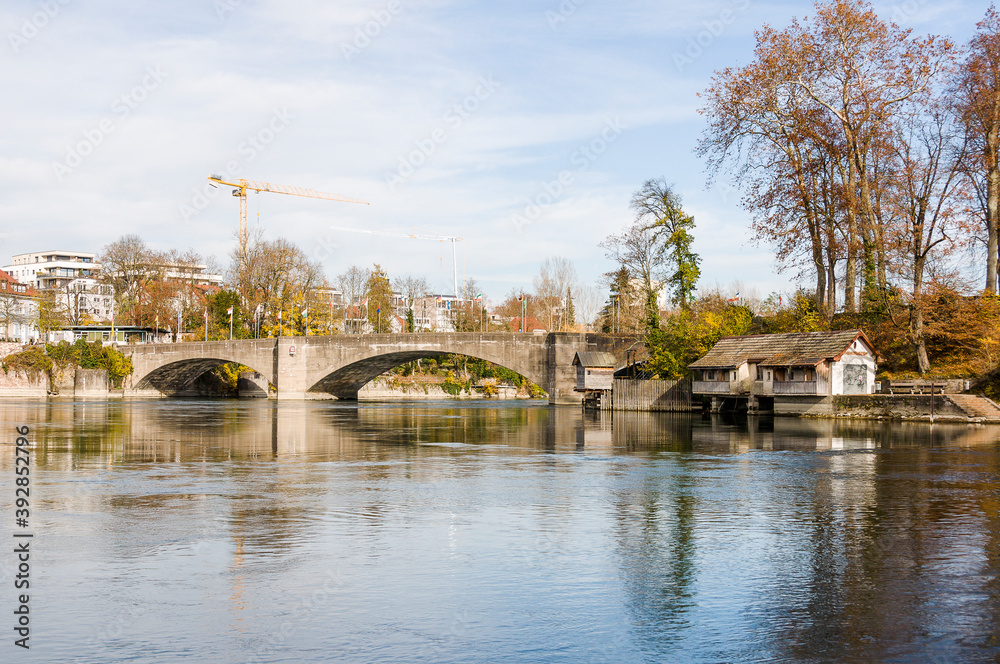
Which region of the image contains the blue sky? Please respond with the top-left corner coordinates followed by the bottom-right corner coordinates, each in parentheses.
top-left (0, 0), bottom-right (989, 305)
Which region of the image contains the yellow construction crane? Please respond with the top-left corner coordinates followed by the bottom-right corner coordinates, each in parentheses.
top-left (208, 175), bottom-right (369, 251)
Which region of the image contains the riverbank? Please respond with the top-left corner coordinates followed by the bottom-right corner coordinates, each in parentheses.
top-left (709, 393), bottom-right (1000, 424)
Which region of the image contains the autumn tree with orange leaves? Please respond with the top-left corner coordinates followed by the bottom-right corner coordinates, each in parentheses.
top-left (697, 0), bottom-right (983, 374)
top-left (955, 5), bottom-right (1000, 296)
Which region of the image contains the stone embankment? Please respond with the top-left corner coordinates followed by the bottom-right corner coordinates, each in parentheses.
top-left (0, 343), bottom-right (109, 397)
top-left (359, 379), bottom-right (526, 400)
top-left (831, 394), bottom-right (1000, 423)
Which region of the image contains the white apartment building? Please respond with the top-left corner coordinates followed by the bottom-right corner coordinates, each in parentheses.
top-left (4, 251), bottom-right (224, 325)
top-left (157, 262), bottom-right (224, 287)
top-left (4, 251), bottom-right (100, 291)
top-left (409, 294), bottom-right (470, 331)
top-left (65, 278), bottom-right (115, 323)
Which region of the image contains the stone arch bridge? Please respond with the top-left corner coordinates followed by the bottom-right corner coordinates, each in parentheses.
top-left (124, 332), bottom-right (638, 405)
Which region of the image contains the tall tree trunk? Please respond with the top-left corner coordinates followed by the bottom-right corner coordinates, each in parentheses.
top-left (987, 126), bottom-right (1000, 294)
top-left (806, 205), bottom-right (826, 312)
top-left (814, 260), bottom-right (826, 314)
top-left (826, 251), bottom-right (837, 320)
top-left (913, 305), bottom-right (931, 374)
top-left (844, 212), bottom-right (858, 313)
top-left (912, 246), bottom-right (931, 374)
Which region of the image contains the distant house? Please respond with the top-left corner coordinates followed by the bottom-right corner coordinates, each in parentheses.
top-left (0, 269), bottom-right (39, 342)
top-left (508, 315), bottom-right (545, 334)
top-left (689, 329), bottom-right (877, 414)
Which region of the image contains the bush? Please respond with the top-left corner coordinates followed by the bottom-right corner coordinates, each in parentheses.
top-left (46, 341), bottom-right (78, 367)
top-left (209, 363), bottom-right (251, 392)
top-left (40, 340), bottom-right (134, 388)
top-left (441, 371), bottom-right (468, 396)
top-left (2, 346), bottom-right (53, 376)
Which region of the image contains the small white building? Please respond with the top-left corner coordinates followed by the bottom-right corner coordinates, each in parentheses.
top-left (690, 329), bottom-right (878, 414)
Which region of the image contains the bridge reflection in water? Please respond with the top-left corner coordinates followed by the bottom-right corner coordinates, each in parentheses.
top-left (10, 400), bottom-right (999, 464)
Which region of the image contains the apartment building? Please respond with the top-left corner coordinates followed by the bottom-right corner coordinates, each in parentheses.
top-left (4, 251), bottom-right (100, 291)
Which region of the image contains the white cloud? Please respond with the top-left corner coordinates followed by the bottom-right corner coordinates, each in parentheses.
top-left (1, 0), bottom-right (988, 301)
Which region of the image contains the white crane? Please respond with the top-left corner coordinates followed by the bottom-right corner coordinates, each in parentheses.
top-left (329, 226), bottom-right (464, 298)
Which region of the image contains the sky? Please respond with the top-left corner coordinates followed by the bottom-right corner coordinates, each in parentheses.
top-left (0, 0), bottom-right (991, 306)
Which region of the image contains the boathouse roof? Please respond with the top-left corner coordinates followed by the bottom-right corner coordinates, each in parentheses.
top-left (688, 329), bottom-right (874, 370)
top-left (573, 352), bottom-right (617, 368)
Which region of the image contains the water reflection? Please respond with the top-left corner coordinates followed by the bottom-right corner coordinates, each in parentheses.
top-left (0, 400), bottom-right (998, 663)
top-left (6, 400), bottom-right (998, 464)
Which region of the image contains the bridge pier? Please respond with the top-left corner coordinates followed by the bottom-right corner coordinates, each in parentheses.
top-left (275, 337), bottom-right (307, 400)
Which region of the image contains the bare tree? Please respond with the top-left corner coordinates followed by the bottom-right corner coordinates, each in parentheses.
top-left (572, 283), bottom-right (603, 330)
top-left (394, 273), bottom-right (429, 331)
top-left (228, 230), bottom-right (327, 335)
top-left (891, 103), bottom-right (969, 373)
top-left (337, 265), bottom-right (371, 333)
top-left (396, 274), bottom-right (430, 305)
top-left (630, 178), bottom-right (701, 310)
top-left (600, 224), bottom-right (664, 327)
top-left (454, 277), bottom-right (484, 331)
top-left (0, 288), bottom-right (26, 339)
top-left (533, 257), bottom-right (577, 331)
top-left (699, 0), bottom-right (953, 312)
top-left (99, 234), bottom-right (164, 325)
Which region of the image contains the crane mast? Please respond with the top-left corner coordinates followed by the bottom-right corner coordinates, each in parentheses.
top-left (329, 226), bottom-right (464, 298)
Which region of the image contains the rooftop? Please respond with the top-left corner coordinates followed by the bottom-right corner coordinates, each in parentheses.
top-left (573, 352), bottom-right (617, 368)
top-left (688, 329), bottom-right (874, 369)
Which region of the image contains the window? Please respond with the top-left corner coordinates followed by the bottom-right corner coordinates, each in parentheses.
top-left (756, 366), bottom-right (763, 380)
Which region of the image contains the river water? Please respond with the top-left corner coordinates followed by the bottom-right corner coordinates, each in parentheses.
top-left (1, 399), bottom-right (999, 663)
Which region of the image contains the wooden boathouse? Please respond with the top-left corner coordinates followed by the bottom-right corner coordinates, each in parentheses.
top-left (688, 329), bottom-right (877, 415)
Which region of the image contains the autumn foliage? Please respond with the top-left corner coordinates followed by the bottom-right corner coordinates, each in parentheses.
top-left (696, 0), bottom-right (1000, 376)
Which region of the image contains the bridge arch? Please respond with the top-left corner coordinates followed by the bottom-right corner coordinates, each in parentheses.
top-left (125, 339), bottom-right (279, 396)
top-left (132, 357), bottom-right (274, 395)
top-left (306, 350), bottom-right (548, 400)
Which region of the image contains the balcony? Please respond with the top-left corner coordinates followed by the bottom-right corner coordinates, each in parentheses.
top-left (772, 380), bottom-right (818, 395)
top-left (692, 380), bottom-right (732, 394)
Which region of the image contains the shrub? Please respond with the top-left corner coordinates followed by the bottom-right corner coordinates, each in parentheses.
top-left (2, 346), bottom-right (53, 376)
